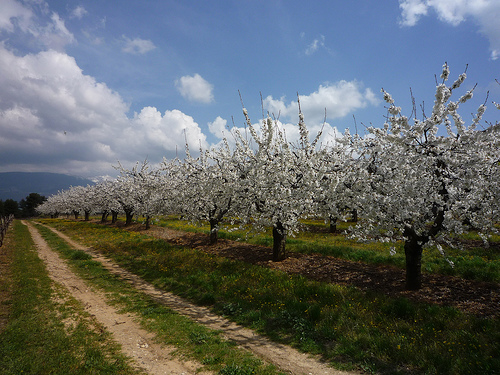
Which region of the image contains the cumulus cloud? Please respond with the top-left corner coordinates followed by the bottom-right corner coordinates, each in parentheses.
top-left (399, 0), bottom-right (500, 59)
top-left (208, 116), bottom-right (228, 138)
top-left (122, 36), bottom-right (156, 54)
top-left (263, 80), bottom-right (379, 125)
top-left (176, 73), bottom-right (215, 103)
top-left (0, 45), bottom-right (206, 177)
top-left (131, 107), bottom-right (208, 152)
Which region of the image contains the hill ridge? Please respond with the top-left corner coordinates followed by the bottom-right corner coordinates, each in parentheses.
top-left (0, 172), bottom-right (94, 201)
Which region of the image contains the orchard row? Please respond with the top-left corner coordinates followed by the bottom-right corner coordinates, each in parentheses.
top-left (37, 64), bottom-right (500, 290)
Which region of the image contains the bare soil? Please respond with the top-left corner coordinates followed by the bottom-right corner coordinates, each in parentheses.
top-left (33, 221), bottom-right (357, 375)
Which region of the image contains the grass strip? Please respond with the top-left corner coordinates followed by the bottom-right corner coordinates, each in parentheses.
top-left (0, 221), bottom-right (141, 375)
top-left (34, 222), bottom-right (284, 375)
top-left (41, 218), bottom-right (500, 375)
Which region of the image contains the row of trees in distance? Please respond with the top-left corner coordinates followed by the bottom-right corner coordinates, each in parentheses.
top-left (37, 65), bottom-right (500, 290)
top-left (0, 193), bottom-right (47, 218)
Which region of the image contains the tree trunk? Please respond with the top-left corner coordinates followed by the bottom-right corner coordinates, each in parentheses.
top-left (272, 221), bottom-right (287, 261)
top-left (145, 215), bottom-right (151, 230)
top-left (404, 236), bottom-right (424, 290)
top-left (84, 210), bottom-right (90, 221)
top-left (209, 219), bottom-right (218, 245)
top-left (73, 210), bottom-right (79, 220)
top-left (329, 216), bottom-right (337, 233)
top-left (352, 208), bottom-right (358, 222)
top-left (125, 209), bottom-right (133, 225)
top-left (101, 211), bottom-right (108, 223)
top-left (111, 211), bottom-right (118, 224)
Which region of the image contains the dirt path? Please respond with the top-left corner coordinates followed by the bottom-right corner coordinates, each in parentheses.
top-left (37, 222), bottom-right (358, 375)
top-left (23, 221), bottom-right (212, 375)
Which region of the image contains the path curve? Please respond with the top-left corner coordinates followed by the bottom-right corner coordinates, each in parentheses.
top-left (39, 222), bottom-right (359, 375)
top-left (24, 221), bottom-right (211, 375)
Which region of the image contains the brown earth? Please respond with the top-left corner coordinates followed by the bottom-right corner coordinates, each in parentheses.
top-left (137, 224), bottom-right (499, 319)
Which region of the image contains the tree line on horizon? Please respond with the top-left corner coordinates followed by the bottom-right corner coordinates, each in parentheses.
top-left (0, 193), bottom-right (47, 219)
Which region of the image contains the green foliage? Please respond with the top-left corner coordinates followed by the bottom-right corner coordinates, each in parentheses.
top-left (19, 192), bottom-right (46, 218)
top-left (2, 199), bottom-right (19, 218)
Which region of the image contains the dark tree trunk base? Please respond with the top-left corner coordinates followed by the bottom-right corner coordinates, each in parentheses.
top-left (404, 237), bottom-right (423, 290)
top-left (329, 216), bottom-right (338, 233)
top-left (272, 221), bottom-right (287, 261)
top-left (125, 211), bottom-right (133, 226)
top-left (209, 219), bottom-right (219, 245)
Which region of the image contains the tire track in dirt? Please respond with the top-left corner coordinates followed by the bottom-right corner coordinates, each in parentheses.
top-left (24, 221), bottom-right (212, 375)
top-left (39, 222), bottom-right (359, 375)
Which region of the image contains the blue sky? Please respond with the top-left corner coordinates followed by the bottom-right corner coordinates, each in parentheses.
top-left (1, 0), bottom-right (499, 178)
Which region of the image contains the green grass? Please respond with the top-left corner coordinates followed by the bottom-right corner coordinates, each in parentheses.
top-left (0, 221), bottom-right (141, 375)
top-left (33, 222), bottom-right (284, 375)
top-left (37, 218), bottom-right (500, 375)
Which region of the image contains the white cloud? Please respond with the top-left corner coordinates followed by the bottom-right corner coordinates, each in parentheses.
top-left (0, 45), bottom-right (206, 177)
top-left (263, 81), bottom-right (379, 125)
top-left (43, 12), bottom-right (76, 49)
top-left (176, 73), bottom-right (215, 104)
top-left (399, 0), bottom-right (429, 26)
top-left (0, 0), bottom-right (74, 51)
top-left (399, 0), bottom-right (500, 59)
top-left (71, 6), bottom-right (88, 19)
top-left (132, 107), bottom-right (208, 152)
top-left (0, 0), bottom-right (33, 33)
top-left (305, 35), bottom-right (325, 55)
top-left (208, 116), bottom-right (227, 138)
top-left (122, 36), bottom-right (156, 54)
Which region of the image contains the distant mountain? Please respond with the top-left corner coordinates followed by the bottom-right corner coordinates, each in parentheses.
top-left (0, 172), bottom-right (94, 202)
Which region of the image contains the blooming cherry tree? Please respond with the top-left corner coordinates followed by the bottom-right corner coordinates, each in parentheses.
top-left (116, 160), bottom-right (165, 228)
top-left (173, 139), bottom-right (238, 244)
top-left (233, 101), bottom-right (323, 260)
top-left (350, 64), bottom-right (500, 290)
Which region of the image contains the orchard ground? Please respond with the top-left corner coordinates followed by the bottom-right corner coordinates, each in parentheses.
top-left (1, 220), bottom-right (499, 374)
top-left (124, 220), bottom-right (499, 319)
top-left (42, 218), bottom-right (500, 371)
